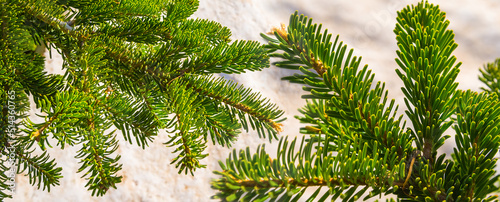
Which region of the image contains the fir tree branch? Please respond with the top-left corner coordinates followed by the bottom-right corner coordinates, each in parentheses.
top-left (0, 159), bottom-right (13, 199)
top-left (218, 173), bottom-right (406, 189)
top-left (395, 1), bottom-right (461, 163)
top-left (171, 113), bottom-right (205, 175)
top-left (451, 90), bottom-right (500, 200)
top-left (97, 72), bottom-right (166, 148)
top-left (9, 0), bottom-right (287, 198)
top-left (213, 136), bottom-right (406, 201)
top-left (264, 11), bottom-right (409, 154)
top-left (270, 23), bottom-right (327, 77)
top-left (21, 0), bottom-right (74, 34)
top-left (6, 141), bottom-right (63, 192)
top-left (182, 75), bottom-right (284, 139)
top-left (199, 101), bottom-right (240, 147)
top-left (75, 128), bottom-right (122, 196)
top-left (479, 59), bottom-right (500, 94)
top-left (164, 80), bottom-right (208, 175)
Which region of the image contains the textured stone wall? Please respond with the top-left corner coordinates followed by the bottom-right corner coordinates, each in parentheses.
top-left (6, 0), bottom-right (500, 201)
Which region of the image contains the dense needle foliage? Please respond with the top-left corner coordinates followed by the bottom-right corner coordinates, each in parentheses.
top-left (0, 0), bottom-right (285, 199)
top-left (212, 1), bottom-right (500, 201)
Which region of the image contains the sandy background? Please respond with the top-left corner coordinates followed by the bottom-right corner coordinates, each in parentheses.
top-left (6, 0), bottom-right (500, 201)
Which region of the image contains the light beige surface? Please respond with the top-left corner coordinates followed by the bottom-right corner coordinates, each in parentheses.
top-left (6, 0), bottom-right (500, 201)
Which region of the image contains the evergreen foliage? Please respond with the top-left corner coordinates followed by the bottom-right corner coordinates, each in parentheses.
top-left (212, 1), bottom-right (500, 201)
top-left (0, 0), bottom-right (284, 199)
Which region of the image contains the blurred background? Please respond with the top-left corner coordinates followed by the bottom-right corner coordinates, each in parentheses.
top-left (7, 0), bottom-right (500, 201)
